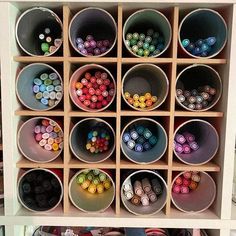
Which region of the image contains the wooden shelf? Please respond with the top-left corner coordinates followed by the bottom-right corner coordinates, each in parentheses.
top-left (14, 56), bottom-right (64, 62)
top-left (68, 158), bottom-right (116, 169)
top-left (68, 57), bottom-right (117, 63)
top-left (120, 159), bottom-right (168, 170)
top-left (172, 160), bottom-right (220, 172)
top-left (69, 111), bottom-right (117, 117)
top-left (174, 111), bottom-right (224, 117)
top-left (122, 57), bottom-right (173, 64)
top-left (120, 110), bottom-right (170, 116)
top-left (15, 110), bottom-right (65, 116)
top-left (16, 157), bottom-right (64, 168)
top-left (176, 58), bottom-right (227, 65)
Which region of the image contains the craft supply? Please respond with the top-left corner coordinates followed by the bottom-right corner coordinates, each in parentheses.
top-left (172, 172), bottom-right (200, 195)
top-left (32, 72), bottom-right (62, 107)
top-left (34, 119), bottom-right (63, 151)
top-left (125, 29), bottom-right (165, 57)
top-left (76, 35), bottom-right (111, 56)
top-left (123, 124), bottom-right (157, 153)
top-left (131, 194), bottom-right (141, 206)
top-left (124, 92), bottom-right (157, 110)
top-left (151, 178), bottom-right (162, 195)
top-left (176, 85), bottom-right (217, 110)
top-left (75, 70), bottom-right (115, 110)
top-left (141, 194), bottom-right (150, 206)
top-left (142, 178), bottom-right (152, 193)
top-left (174, 132), bottom-right (199, 154)
top-left (77, 170), bottom-right (112, 194)
top-left (133, 180), bottom-right (144, 196)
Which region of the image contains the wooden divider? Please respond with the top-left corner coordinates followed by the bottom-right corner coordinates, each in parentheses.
top-left (14, 4), bottom-right (225, 217)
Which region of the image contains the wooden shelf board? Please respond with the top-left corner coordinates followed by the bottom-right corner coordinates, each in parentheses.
top-left (16, 157), bottom-right (64, 168)
top-left (15, 110), bottom-right (65, 116)
top-left (122, 58), bottom-right (173, 64)
top-left (14, 56), bottom-right (64, 62)
top-left (69, 111), bottom-right (116, 117)
top-left (176, 58), bottom-right (227, 64)
top-left (120, 158), bottom-right (168, 169)
top-left (68, 57), bottom-right (117, 63)
top-left (68, 158), bottom-right (116, 169)
top-left (174, 111), bottom-right (224, 117)
top-left (120, 110), bottom-right (170, 116)
top-left (172, 160), bottom-right (220, 172)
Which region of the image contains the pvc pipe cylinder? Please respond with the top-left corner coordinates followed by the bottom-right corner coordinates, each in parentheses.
top-left (121, 170), bottom-right (167, 215)
top-left (179, 9), bottom-right (227, 58)
top-left (174, 119), bottom-right (219, 165)
top-left (122, 64), bottom-right (169, 111)
top-left (69, 7), bottom-right (117, 57)
top-left (69, 118), bottom-right (115, 163)
top-left (121, 118), bottom-right (167, 164)
top-left (176, 64), bottom-right (222, 111)
top-left (17, 117), bottom-right (63, 163)
top-left (69, 64), bottom-right (116, 112)
top-left (171, 171), bottom-right (216, 213)
top-left (17, 168), bottom-right (63, 212)
top-left (69, 169), bottom-right (115, 212)
top-left (16, 63), bottom-right (63, 111)
top-left (123, 9), bottom-right (172, 57)
top-left (16, 7), bottom-right (62, 56)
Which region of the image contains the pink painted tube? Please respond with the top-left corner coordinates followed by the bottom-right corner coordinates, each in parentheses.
top-left (181, 186), bottom-right (189, 194)
top-left (189, 141), bottom-right (199, 151)
top-left (175, 134), bottom-right (186, 144)
top-left (175, 143), bottom-right (184, 153)
top-left (183, 178), bottom-right (191, 187)
top-left (183, 132), bottom-right (195, 143)
top-left (175, 176), bottom-right (183, 185)
top-left (183, 144), bottom-right (191, 154)
top-left (183, 172), bottom-right (192, 179)
top-left (172, 184), bottom-right (181, 194)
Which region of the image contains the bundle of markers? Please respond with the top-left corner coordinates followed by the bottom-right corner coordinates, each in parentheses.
top-left (76, 170), bottom-right (112, 194)
top-left (181, 37), bottom-right (216, 57)
top-left (176, 85), bottom-right (216, 110)
top-left (172, 171), bottom-right (201, 194)
top-left (123, 177), bottom-right (162, 206)
top-left (123, 125), bottom-right (157, 152)
top-left (86, 127), bottom-right (111, 154)
top-left (174, 132), bottom-right (199, 154)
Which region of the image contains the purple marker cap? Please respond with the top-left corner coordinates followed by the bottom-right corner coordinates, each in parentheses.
top-left (183, 144), bottom-right (191, 154)
top-left (175, 134), bottom-right (186, 144)
top-left (183, 132), bottom-right (195, 143)
top-left (175, 143), bottom-right (183, 153)
top-left (189, 141), bottom-right (199, 151)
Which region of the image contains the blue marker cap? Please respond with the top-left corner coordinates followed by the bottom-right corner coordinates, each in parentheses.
top-left (181, 39), bottom-right (190, 48)
top-left (135, 143), bottom-right (143, 152)
top-left (123, 132), bottom-right (131, 143)
top-left (206, 37), bottom-right (216, 46)
top-left (143, 142), bottom-right (151, 151)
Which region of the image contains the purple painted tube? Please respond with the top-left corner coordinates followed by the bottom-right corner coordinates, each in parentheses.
top-left (183, 132), bottom-right (195, 143)
top-left (183, 144), bottom-right (191, 154)
top-left (175, 134), bottom-right (186, 144)
top-left (175, 143), bottom-right (184, 153)
top-left (189, 141), bottom-right (199, 151)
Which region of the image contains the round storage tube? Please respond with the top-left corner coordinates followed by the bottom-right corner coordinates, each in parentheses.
top-left (176, 64), bottom-right (222, 112)
top-left (17, 168), bottom-right (63, 212)
top-left (69, 169), bottom-right (115, 212)
top-left (16, 7), bottom-right (63, 56)
top-left (121, 170), bottom-right (167, 215)
top-left (171, 171), bottom-right (216, 213)
top-left (121, 118), bottom-right (167, 164)
top-left (17, 117), bottom-right (63, 163)
top-left (123, 9), bottom-right (172, 57)
top-left (174, 119), bottom-right (219, 165)
top-left (69, 7), bottom-right (117, 57)
top-left (69, 64), bottom-right (116, 112)
top-left (69, 118), bottom-right (115, 163)
top-left (179, 9), bottom-right (227, 58)
top-left (16, 63), bottom-right (63, 111)
top-left (122, 64), bottom-right (169, 111)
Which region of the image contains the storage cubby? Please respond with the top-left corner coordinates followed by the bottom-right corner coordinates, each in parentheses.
top-left (1, 1), bottom-right (236, 236)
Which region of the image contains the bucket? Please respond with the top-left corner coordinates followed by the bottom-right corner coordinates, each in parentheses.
top-left (69, 7), bottom-right (117, 57)
top-left (121, 118), bottom-right (167, 164)
top-left (16, 63), bottom-right (63, 111)
top-left (121, 170), bottom-right (167, 215)
top-left (123, 9), bottom-right (172, 57)
top-left (69, 64), bottom-right (116, 112)
top-left (171, 171), bottom-right (216, 213)
top-left (174, 119), bottom-right (219, 165)
top-left (179, 9), bottom-right (227, 58)
top-left (69, 169), bottom-right (115, 212)
top-left (122, 64), bottom-right (169, 111)
top-left (69, 118), bottom-right (115, 163)
top-left (176, 64), bottom-right (222, 111)
top-left (16, 7), bottom-right (62, 56)
top-left (17, 117), bottom-right (63, 163)
top-left (17, 168), bottom-right (63, 212)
